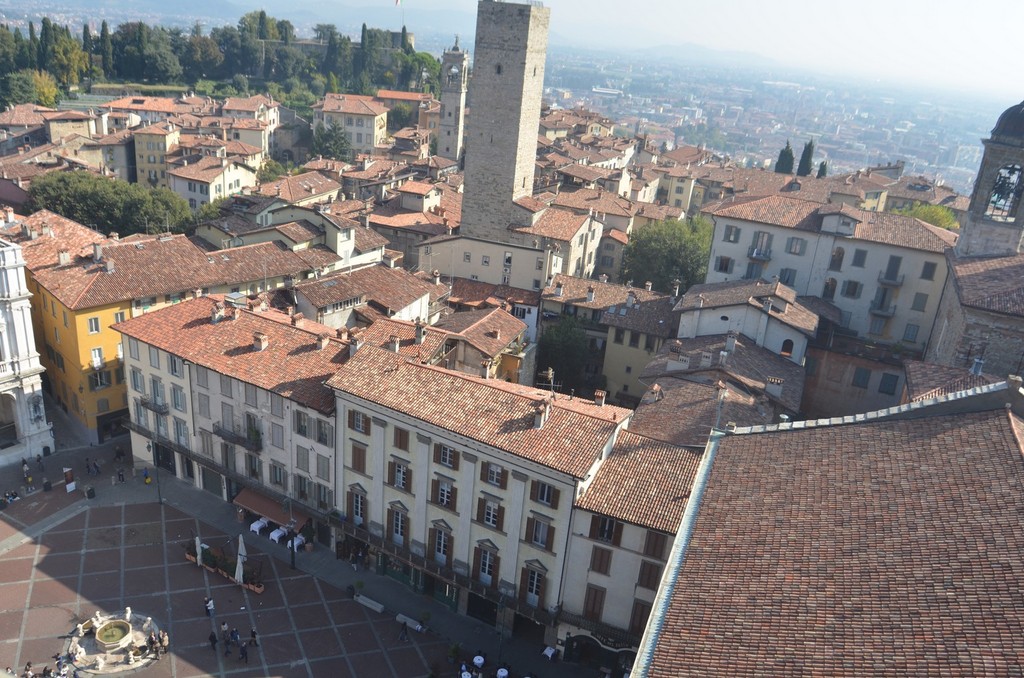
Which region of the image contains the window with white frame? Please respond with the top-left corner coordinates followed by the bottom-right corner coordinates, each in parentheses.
top-left (478, 549), bottom-right (495, 585)
top-left (439, 444), bottom-right (456, 467)
top-left (244, 383), bottom-right (257, 406)
top-left (434, 529), bottom-right (449, 565)
top-left (487, 463), bottom-right (503, 486)
top-left (531, 520), bottom-right (550, 549)
top-left (219, 373), bottom-right (232, 396)
top-left (128, 337), bottom-right (139, 359)
top-left (438, 480), bottom-right (454, 508)
top-left (316, 453), bottom-right (330, 482)
top-left (392, 510), bottom-right (406, 545)
top-left (394, 462), bottom-right (408, 490)
top-left (149, 345), bottom-right (160, 368)
top-left (296, 445), bottom-right (310, 472)
top-left (270, 393), bottom-right (284, 417)
top-left (483, 500), bottom-right (500, 528)
top-left (271, 422), bottom-right (284, 449)
top-left (196, 365), bottom-right (209, 389)
top-left (87, 317), bottom-right (100, 334)
top-left (130, 368), bottom-right (144, 393)
top-left (169, 355), bottom-right (184, 377)
top-left (172, 385), bottom-right (186, 412)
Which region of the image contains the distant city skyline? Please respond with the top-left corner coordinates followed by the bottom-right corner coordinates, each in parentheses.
top-left (358, 0), bottom-right (1021, 104)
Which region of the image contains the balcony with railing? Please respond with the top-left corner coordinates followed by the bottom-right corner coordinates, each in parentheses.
top-left (137, 395), bottom-right (169, 415)
top-left (747, 245), bottom-right (772, 261)
top-left (868, 302), bottom-right (897, 317)
top-left (877, 271), bottom-right (905, 287)
top-left (213, 422), bottom-right (263, 452)
top-left (91, 355), bottom-right (106, 370)
top-left (557, 608), bottom-right (641, 649)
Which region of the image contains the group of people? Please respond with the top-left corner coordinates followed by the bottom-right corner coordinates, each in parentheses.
top-left (10, 659), bottom-right (68, 677)
top-left (82, 458), bottom-right (102, 477)
top-left (145, 629), bottom-right (169, 658)
top-left (207, 622), bottom-right (258, 664)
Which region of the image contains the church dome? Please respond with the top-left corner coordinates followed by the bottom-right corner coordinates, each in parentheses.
top-left (992, 100), bottom-right (1024, 138)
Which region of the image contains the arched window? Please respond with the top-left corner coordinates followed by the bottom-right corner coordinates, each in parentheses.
top-left (781, 339), bottom-right (794, 357)
top-left (822, 278), bottom-right (837, 300)
top-left (829, 247), bottom-right (845, 271)
top-left (984, 164), bottom-right (1023, 221)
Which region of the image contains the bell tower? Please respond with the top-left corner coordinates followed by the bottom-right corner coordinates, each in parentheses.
top-left (957, 100), bottom-right (1024, 256)
top-left (438, 37), bottom-right (469, 164)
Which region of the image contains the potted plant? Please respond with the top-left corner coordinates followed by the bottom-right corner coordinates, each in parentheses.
top-left (301, 522), bottom-right (315, 552)
top-left (447, 642), bottom-right (461, 664)
top-left (201, 547), bottom-right (217, 571)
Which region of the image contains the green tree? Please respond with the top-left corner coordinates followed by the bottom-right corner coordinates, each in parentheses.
top-left (257, 158), bottom-right (288, 183)
top-left (50, 33), bottom-right (88, 87)
top-left (537, 317), bottom-right (588, 394)
top-left (774, 140), bottom-right (794, 174)
top-left (894, 203), bottom-right (960, 230)
top-left (816, 161), bottom-right (827, 178)
top-left (2, 69), bottom-right (36, 108)
top-left (313, 24), bottom-right (337, 42)
top-left (388, 102), bottom-right (414, 130)
top-left (99, 21), bottom-right (112, 77)
top-left (27, 172), bottom-right (191, 235)
top-left (193, 196), bottom-right (228, 224)
top-left (311, 120), bottom-right (351, 160)
top-left (620, 216), bottom-right (712, 293)
top-left (180, 34), bottom-right (223, 82)
top-left (31, 70), bottom-right (59, 107)
top-left (796, 140), bottom-right (815, 177)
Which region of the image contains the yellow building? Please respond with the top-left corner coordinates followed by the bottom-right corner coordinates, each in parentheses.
top-left (134, 121), bottom-right (180, 189)
top-left (5, 210), bottom-right (342, 442)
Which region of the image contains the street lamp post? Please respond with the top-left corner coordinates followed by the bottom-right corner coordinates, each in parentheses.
top-left (283, 497), bottom-right (296, 570)
top-left (146, 442), bottom-right (163, 505)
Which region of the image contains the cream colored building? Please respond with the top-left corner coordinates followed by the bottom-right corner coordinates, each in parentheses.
top-left (311, 94), bottom-right (389, 158)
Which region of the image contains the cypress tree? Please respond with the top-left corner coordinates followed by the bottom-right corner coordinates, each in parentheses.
top-left (816, 161), bottom-right (827, 178)
top-left (100, 21), bottom-right (112, 77)
top-left (774, 141), bottom-right (794, 174)
top-left (27, 22), bottom-right (37, 69)
top-left (797, 140), bottom-right (815, 177)
top-left (82, 24), bottom-right (91, 54)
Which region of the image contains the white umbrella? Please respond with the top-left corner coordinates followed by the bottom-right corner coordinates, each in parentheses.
top-left (194, 536), bottom-right (202, 568)
top-left (235, 533), bottom-right (246, 584)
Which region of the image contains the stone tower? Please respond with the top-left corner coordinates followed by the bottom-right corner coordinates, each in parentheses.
top-left (438, 37), bottom-right (469, 163)
top-left (956, 100), bottom-right (1024, 256)
top-left (460, 0), bottom-right (550, 243)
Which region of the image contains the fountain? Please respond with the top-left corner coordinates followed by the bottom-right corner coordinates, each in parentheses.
top-left (95, 619), bottom-right (133, 652)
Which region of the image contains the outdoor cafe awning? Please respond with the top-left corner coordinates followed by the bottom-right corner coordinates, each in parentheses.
top-left (233, 487), bottom-right (310, 528)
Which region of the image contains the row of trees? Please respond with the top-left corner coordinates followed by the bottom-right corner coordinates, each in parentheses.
top-left (774, 140), bottom-right (827, 178)
top-left (1, 12), bottom-right (442, 114)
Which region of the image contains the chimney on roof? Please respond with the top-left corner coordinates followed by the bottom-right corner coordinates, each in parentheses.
top-left (586, 286), bottom-right (595, 303)
top-left (348, 328), bottom-right (364, 357)
top-left (336, 326), bottom-right (349, 341)
top-left (415, 319), bottom-right (426, 345)
top-left (40, 224), bottom-right (51, 237)
top-left (388, 335), bottom-right (401, 352)
top-left (970, 357), bottom-right (984, 376)
top-left (317, 333), bottom-right (331, 350)
top-left (594, 389), bottom-right (606, 407)
top-left (481, 360), bottom-right (491, 379)
top-left (57, 250), bottom-right (70, 266)
top-left (719, 350), bottom-right (728, 366)
top-left (555, 281), bottom-right (564, 297)
top-left (725, 331), bottom-right (738, 353)
top-left (291, 312), bottom-right (304, 326)
top-left (211, 302), bottom-right (225, 324)
top-left (700, 350), bottom-right (714, 368)
top-left (104, 259), bottom-right (114, 273)
top-left (532, 399), bottom-right (551, 428)
top-left (432, 269), bottom-right (441, 286)
top-left (598, 273), bottom-right (608, 283)
top-left (2, 206), bottom-right (13, 224)
top-left (108, 232), bottom-right (119, 241)
top-left (253, 332), bottom-right (268, 351)
top-left (93, 243), bottom-right (102, 262)
top-left (762, 297), bottom-right (772, 313)
top-left (644, 280), bottom-right (653, 291)
top-left (765, 376), bottom-right (784, 399)
top-left (626, 291), bottom-right (636, 308)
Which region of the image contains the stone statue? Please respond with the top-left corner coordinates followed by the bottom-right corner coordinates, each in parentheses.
top-left (143, 617), bottom-right (152, 631)
top-left (123, 606), bottom-right (131, 621)
top-left (76, 623), bottom-right (84, 637)
top-left (126, 651), bottom-right (135, 665)
top-left (93, 611), bottom-right (103, 625)
top-left (69, 637), bottom-right (80, 655)
top-left (95, 656), bottom-right (105, 670)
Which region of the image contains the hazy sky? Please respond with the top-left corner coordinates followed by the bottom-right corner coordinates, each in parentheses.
top-left (382, 0), bottom-right (1022, 104)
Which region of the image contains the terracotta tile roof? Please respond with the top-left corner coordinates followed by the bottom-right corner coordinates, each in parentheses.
top-left (853, 209), bottom-right (957, 252)
top-left (575, 430), bottom-right (700, 531)
top-left (601, 295), bottom-right (676, 338)
top-left (114, 296), bottom-right (346, 414)
top-left (552, 188), bottom-right (635, 218)
top-left (512, 207), bottom-right (588, 241)
top-left (641, 333), bottom-right (805, 412)
top-left (352, 223), bottom-right (389, 253)
top-left (168, 156), bottom-right (249, 183)
top-left (0, 103), bottom-right (55, 128)
top-left (5, 212), bottom-right (332, 309)
top-left (676, 279), bottom-right (818, 336)
top-left (368, 209), bottom-right (450, 236)
top-left (447, 277), bottom-right (541, 308)
top-left (358, 317), bottom-right (447, 359)
top-left (706, 194), bottom-right (823, 229)
top-left (104, 96), bottom-right (198, 115)
top-left (326, 345), bottom-right (631, 477)
top-left (557, 163), bottom-right (612, 183)
top-left (514, 196), bottom-right (550, 213)
top-left (374, 89), bottom-right (432, 103)
top-left (256, 171), bottom-right (340, 203)
top-left (645, 406), bottom-right (1024, 676)
top-left (949, 252), bottom-right (1024, 317)
top-left (543, 274), bottom-right (667, 311)
top-left (602, 228), bottom-right (628, 245)
top-left (634, 202), bottom-right (684, 222)
top-left (221, 95), bottom-right (276, 112)
top-left (795, 294), bottom-right (842, 324)
top-left (313, 93), bottom-right (388, 117)
top-left (435, 307), bottom-right (527, 357)
top-left (273, 220), bottom-right (323, 243)
top-left (903, 359), bottom-right (1000, 402)
top-left (347, 264), bottom-right (436, 313)
top-left (302, 157), bottom-right (352, 175)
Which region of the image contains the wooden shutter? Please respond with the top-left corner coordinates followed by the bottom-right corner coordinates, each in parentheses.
top-left (433, 443), bottom-right (441, 464)
top-left (428, 527), bottom-right (437, 559)
top-left (445, 533), bottom-right (453, 567)
top-left (496, 505), bottom-right (505, 532)
top-left (612, 520), bottom-right (623, 546)
top-left (476, 498), bottom-right (485, 523)
top-left (472, 547), bottom-right (481, 581)
top-left (491, 554), bottom-right (500, 587)
top-left (449, 486), bottom-right (458, 510)
top-left (352, 444), bottom-right (365, 473)
top-left (545, 525), bottom-right (555, 552)
top-left (499, 468), bottom-right (508, 489)
top-left (529, 480), bottom-right (539, 502)
top-left (346, 491), bottom-right (354, 519)
top-left (589, 515), bottom-right (600, 539)
top-left (431, 478), bottom-right (439, 503)
top-left (451, 450), bottom-right (460, 471)
top-left (526, 517), bottom-right (536, 544)
top-left (387, 461), bottom-right (396, 486)
top-left (480, 462), bottom-right (489, 482)
top-left (386, 508), bottom-right (394, 538)
top-left (549, 487), bottom-right (560, 510)
top-left (519, 568), bottom-right (530, 603)
top-left (405, 467), bottom-right (412, 490)
top-left (347, 410), bottom-right (355, 430)
top-left (536, 574), bottom-right (545, 607)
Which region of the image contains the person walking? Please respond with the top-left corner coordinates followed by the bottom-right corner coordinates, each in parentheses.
top-left (91, 461), bottom-right (101, 476)
top-left (238, 641), bottom-right (248, 664)
top-left (84, 458), bottom-right (91, 476)
top-left (205, 597), bottom-right (214, 617)
top-left (208, 631), bottom-right (218, 652)
top-left (35, 455), bottom-right (43, 472)
top-left (222, 624), bottom-right (231, 655)
top-left (230, 628), bottom-right (240, 648)
top-left (249, 627), bottom-right (259, 647)
top-left (398, 621), bottom-right (408, 642)
top-left (159, 629), bottom-right (169, 658)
